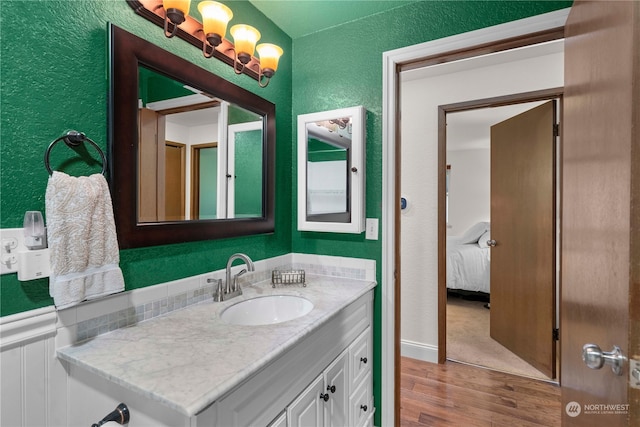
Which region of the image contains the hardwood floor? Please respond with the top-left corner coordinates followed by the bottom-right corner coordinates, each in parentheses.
top-left (400, 357), bottom-right (561, 426)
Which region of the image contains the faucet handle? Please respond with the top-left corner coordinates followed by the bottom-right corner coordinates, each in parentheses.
top-left (232, 269), bottom-right (247, 292)
top-left (210, 278), bottom-right (224, 302)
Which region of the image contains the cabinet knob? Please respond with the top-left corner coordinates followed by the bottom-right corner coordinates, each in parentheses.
top-left (360, 357), bottom-right (368, 364)
top-left (360, 405), bottom-right (368, 412)
top-left (320, 393), bottom-right (330, 402)
top-left (351, 166), bottom-right (358, 173)
top-left (327, 385), bottom-right (336, 393)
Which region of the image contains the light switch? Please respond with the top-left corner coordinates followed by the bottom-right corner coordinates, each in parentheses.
top-left (365, 218), bottom-right (379, 240)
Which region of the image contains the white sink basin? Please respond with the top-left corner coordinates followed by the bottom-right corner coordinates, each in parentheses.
top-left (220, 295), bottom-right (314, 326)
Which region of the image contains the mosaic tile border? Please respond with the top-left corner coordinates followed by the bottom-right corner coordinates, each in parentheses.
top-left (76, 283), bottom-right (215, 342)
top-left (72, 258), bottom-right (372, 343)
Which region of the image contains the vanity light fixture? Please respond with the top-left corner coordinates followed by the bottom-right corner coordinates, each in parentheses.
top-left (198, 1), bottom-right (233, 57)
top-left (130, 0), bottom-right (283, 88)
top-left (229, 24), bottom-right (260, 74)
top-left (161, 0), bottom-right (191, 37)
top-left (255, 43), bottom-right (284, 88)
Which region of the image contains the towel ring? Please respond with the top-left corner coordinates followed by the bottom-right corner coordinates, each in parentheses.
top-left (44, 130), bottom-right (107, 176)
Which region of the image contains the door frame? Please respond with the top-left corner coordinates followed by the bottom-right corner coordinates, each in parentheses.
top-left (437, 88), bottom-right (563, 369)
top-left (380, 8), bottom-right (570, 426)
top-left (190, 142), bottom-right (218, 220)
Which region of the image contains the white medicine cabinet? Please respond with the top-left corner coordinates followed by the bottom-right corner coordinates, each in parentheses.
top-left (297, 106), bottom-right (366, 233)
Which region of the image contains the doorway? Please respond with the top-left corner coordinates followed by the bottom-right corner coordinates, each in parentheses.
top-left (441, 94), bottom-right (561, 382)
top-left (397, 41), bottom-right (563, 361)
top-left (381, 9), bottom-right (571, 426)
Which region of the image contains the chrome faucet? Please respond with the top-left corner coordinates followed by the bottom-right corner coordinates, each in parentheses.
top-left (219, 253), bottom-right (254, 301)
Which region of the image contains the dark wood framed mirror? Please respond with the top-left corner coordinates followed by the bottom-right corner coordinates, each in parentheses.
top-left (108, 24), bottom-right (275, 248)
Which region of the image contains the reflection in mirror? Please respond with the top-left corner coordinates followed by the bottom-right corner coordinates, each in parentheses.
top-left (109, 24), bottom-right (275, 248)
top-left (137, 66), bottom-right (263, 223)
top-left (297, 106), bottom-right (366, 234)
top-left (305, 120), bottom-right (351, 221)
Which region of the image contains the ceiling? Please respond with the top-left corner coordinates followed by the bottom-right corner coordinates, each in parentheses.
top-left (446, 102), bottom-right (546, 151)
top-left (248, 0), bottom-right (417, 39)
top-left (402, 39), bottom-right (564, 151)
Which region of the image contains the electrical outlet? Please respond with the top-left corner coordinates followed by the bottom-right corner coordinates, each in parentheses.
top-left (1, 228), bottom-right (25, 275)
top-left (365, 218), bottom-right (379, 240)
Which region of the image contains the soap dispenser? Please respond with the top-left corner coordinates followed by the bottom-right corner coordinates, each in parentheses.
top-left (17, 211), bottom-right (50, 281)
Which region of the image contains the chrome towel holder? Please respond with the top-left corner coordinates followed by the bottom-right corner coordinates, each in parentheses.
top-left (44, 130), bottom-right (107, 176)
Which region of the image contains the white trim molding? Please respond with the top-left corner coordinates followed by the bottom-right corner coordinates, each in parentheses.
top-left (0, 305), bottom-right (56, 351)
top-left (401, 340), bottom-right (438, 363)
top-left (380, 8), bottom-right (569, 426)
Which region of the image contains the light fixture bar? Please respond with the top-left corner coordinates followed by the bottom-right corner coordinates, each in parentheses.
top-left (126, 0), bottom-right (261, 81)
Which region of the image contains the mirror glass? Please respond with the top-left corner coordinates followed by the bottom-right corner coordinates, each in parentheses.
top-left (297, 106), bottom-right (366, 234)
top-left (137, 66), bottom-right (263, 222)
top-left (305, 120), bottom-right (352, 222)
top-left (109, 25), bottom-right (275, 248)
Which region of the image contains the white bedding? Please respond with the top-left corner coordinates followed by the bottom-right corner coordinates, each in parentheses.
top-left (446, 236), bottom-right (491, 293)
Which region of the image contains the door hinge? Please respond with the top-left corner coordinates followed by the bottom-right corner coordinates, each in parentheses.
top-left (553, 123), bottom-right (560, 137)
top-left (553, 328), bottom-right (559, 341)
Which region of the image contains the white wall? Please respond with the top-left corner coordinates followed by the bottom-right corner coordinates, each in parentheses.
top-left (399, 42), bottom-right (563, 362)
top-left (446, 148), bottom-right (490, 237)
top-left (165, 121), bottom-right (219, 219)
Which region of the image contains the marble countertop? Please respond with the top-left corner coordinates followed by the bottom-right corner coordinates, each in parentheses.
top-left (57, 275), bottom-right (376, 417)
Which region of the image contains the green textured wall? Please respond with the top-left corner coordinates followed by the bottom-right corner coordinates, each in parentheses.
top-left (0, 0), bottom-right (571, 423)
top-left (290, 1), bottom-right (571, 424)
top-left (0, 0), bottom-right (292, 316)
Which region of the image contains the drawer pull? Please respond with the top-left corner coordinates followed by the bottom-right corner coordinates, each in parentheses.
top-left (320, 393), bottom-right (330, 402)
top-left (360, 357), bottom-right (368, 364)
top-left (360, 404), bottom-right (368, 412)
top-left (327, 385), bottom-right (336, 393)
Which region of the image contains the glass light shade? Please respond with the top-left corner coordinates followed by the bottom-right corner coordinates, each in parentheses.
top-left (230, 24), bottom-right (261, 56)
top-left (256, 43), bottom-right (283, 72)
top-left (198, 1), bottom-right (233, 38)
top-left (163, 0), bottom-right (191, 15)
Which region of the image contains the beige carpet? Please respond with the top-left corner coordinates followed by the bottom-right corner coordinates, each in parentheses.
top-left (446, 296), bottom-right (552, 381)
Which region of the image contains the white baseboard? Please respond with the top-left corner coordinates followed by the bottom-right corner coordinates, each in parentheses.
top-left (400, 339), bottom-right (438, 363)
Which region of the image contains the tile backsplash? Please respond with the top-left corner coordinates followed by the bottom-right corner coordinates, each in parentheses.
top-left (55, 254), bottom-right (375, 349)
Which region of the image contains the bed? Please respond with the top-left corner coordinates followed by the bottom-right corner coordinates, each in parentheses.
top-left (446, 222), bottom-right (491, 294)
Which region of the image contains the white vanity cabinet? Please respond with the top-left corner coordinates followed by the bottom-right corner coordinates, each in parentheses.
top-left (203, 291), bottom-right (374, 427)
top-left (288, 349), bottom-right (348, 427)
top-left (269, 411), bottom-right (288, 427)
top-left (285, 326), bottom-right (373, 427)
top-left (287, 375), bottom-right (324, 426)
top-left (60, 285), bottom-right (375, 427)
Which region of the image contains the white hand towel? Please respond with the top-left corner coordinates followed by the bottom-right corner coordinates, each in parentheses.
top-left (45, 171), bottom-right (125, 309)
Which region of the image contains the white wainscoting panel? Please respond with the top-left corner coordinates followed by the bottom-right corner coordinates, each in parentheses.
top-left (0, 306), bottom-right (62, 427)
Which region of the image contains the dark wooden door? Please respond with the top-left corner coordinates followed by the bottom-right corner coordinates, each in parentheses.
top-left (164, 141), bottom-right (185, 221)
top-left (489, 101), bottom-right (556, 378)
top-left (562, 1), bottom-right (639, 425)
top-left (138, 108), bottom-right (165, 222)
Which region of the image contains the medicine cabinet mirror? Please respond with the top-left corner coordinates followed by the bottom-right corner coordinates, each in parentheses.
top-left (297, 106), bottom-right (366, 233)
top-left (109, 25), bottom-right (275, 248)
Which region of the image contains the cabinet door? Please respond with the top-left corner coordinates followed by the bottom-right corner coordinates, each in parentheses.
top-left (323, 350), bottom-right (349, 427)
top-left (288, 375), bottom-right (324, 427)
top-left (268, 410), bottom-right (287, 427)
top-left (349, 327), bottom-right (372, 394)
top-left (349, 373), bottom-right (372, 427)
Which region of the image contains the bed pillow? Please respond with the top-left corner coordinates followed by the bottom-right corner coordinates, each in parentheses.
top-left (477, 230), bottom-right (491, 248)
top-left (459, 221), bottom-right (490, 244)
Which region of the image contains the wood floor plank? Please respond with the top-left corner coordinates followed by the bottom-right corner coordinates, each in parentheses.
top-left (400, 357), bottom-right (561, 426)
